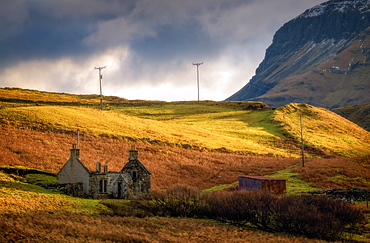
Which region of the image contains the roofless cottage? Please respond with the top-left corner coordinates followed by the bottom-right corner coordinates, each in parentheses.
top-left (57, 145), bottom-right (151, 199)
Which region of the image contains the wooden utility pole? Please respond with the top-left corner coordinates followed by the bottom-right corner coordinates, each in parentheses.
top-left (95, 66), bottom-right (106, 110)
top-left (192, 62), bottom-right (203, 101)
top-left (300, 114), bottom-right (305, 167)
top-left (76, 129), bottom-right (80, 149)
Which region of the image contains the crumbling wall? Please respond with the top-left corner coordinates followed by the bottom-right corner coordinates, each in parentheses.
top-left (52, 183), bottom-right (86, 197)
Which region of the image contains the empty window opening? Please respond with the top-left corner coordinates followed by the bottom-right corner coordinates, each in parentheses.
top-left (132, 171), bottom-right (137, 180)
top-left (99, 179), bottom-right (108, 193)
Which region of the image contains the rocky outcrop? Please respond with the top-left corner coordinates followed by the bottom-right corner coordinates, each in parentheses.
top-left (227, 0), bottom-right (370, 109)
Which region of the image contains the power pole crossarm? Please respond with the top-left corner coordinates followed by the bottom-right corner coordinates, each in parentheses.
top-left (95, 66), bottom-right (106, 110)
top-left (193, 62), bottom-right (203, 101)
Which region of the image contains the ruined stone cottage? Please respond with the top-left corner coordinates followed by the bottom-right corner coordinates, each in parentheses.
top-left (57, 145), bottom-right (151, 199)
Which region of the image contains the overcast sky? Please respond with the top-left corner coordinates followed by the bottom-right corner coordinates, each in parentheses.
top-left (0, 0), bottom-right (326, 101)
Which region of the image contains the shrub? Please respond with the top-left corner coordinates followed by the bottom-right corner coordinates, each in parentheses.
top-left (204, 190), bottom-right (279, 229)
top-left (140, 184), bottom-right (205, 217)
top-left (274, 195), bottom-right (365, 239)
top-left (205, 191), bottom-right (365, 240)
top-left (138, 185), bottom-right (366, 240)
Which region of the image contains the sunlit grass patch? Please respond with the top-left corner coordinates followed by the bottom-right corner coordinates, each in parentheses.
top-left (25, 174), bottom-right (58, 185)
top-left (0, 105), bottom-right (289, 156)
top-left (203, 181), bottom-right (238, 192)
top-left (273, 103), bottom-right (370, 157)
top-left (0, 171), bottom-right (108, 215)
top-left (1, 92), bottom-right (369, 158)
top-left (267, 164), bottom-right (318, 194)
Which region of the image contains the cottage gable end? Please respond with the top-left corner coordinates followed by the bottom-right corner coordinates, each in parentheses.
top-left (121, 150), bottom-right (151, 198)
top-left (57, 147), bottom-right (90, 194)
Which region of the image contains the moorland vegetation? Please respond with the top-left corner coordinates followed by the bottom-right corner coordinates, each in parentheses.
top-left (0, 88), bottom-right (369, 242)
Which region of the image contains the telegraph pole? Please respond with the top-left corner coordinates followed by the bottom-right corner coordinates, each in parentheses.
top-left (76, 129), bottom-right (80, 149)
top-left (193, 62), bottom-right (203, 101)
top-left (300, 114), bottom-right (305, 167)
top-left (95, 66), bottom-right (106, 110)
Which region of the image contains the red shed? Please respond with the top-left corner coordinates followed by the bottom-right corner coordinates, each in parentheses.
top-left (239, 176), bottom-right (286, 193)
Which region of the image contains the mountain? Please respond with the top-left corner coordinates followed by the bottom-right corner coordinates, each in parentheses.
top-left (227, 0), bottom-right (370, 109)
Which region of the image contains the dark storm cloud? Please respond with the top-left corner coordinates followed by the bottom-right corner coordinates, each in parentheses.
top-left (0, 0), bottom-right (327, 101)
top-left (0, 0), bottom-right (127, 65)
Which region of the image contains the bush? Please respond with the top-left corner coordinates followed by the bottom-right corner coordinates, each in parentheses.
top-left (274, 195), bottom-right (365, 239)
top-left (204, 190), bottom-right (279, 229)
top-left (205, 191), bottom-right (365, 240)
top-left (139, 185), bottom-right (366, 240)
top-left (141, 184), bottom-right (205, 217)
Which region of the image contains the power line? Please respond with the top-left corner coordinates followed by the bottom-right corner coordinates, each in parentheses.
top-left (95, 66), bottom-right (106, 110)
top-left (193, 62), bottom-right (203, 101)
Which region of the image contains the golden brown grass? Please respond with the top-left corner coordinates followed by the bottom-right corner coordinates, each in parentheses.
top-left (0, 212), bottom-right (337, 243)
top-left (0, 87), bottom-right (127, 105)
top-left (0, 126), bottom-right (298, 190)
top-left (293, 157), bottom-right (370, 189)
top-left (1, 88), bottom-right (370, 158)
top-left (0, 105), bottom-right (285, 155)
top-left (1, 126), bottom-right (369, 191)
top-left (1, 88), bottom-right (369, 243)
top-left (273, 103), bottom-right (370, 156)
top-left (0, 171), bottom-right (106, 214)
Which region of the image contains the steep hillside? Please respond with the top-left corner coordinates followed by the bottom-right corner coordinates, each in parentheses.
top-left (333, 102), bottom-right (370, 131)
top-left (227, 0), bottom-right (370, 109)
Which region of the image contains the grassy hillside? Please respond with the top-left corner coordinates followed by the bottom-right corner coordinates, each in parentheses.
top-left (1, 88), bottom-right (370, 242)
top-left (0, 88), bottom-right (369, 158)
top-left (274, 103), bottom-right (370, 157)
top-left (0, 87), bottom-right (370, 190)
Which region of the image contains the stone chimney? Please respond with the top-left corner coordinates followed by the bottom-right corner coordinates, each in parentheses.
top-left (103, 165), bottom-right (108, 173)
top-left (96, 162), bottom-right (101, 173)
top-left (70, 144), bottom-right (80, 160)
top-left (129, 150), bottom-right (138, 160)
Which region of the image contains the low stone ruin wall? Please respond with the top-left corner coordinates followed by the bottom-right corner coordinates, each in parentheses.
top-left (48, 183), bottom-right (86, 198)
top-left (308, 188), bottom-right (370, 203)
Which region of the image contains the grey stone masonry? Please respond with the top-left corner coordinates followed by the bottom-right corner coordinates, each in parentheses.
top-left (58, 147), bottom-right (151, 199)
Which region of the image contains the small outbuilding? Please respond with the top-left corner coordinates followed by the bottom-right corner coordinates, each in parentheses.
top-left (239, 176), bottom-right (286, 193)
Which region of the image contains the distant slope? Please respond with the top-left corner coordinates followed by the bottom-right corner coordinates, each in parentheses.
top-left (0, 87), bottom-right (128, 106)
top-left (227, 0), bottom-right (370, 109)
top-left (333, 102), bottom-right (370, 131)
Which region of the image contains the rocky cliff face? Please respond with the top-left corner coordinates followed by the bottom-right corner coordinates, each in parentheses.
top-left (227, 0), bottom-right (370, 109)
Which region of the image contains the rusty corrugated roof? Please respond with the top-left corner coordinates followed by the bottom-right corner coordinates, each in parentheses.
top-left (239, 176), bottom-right (286, 181)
